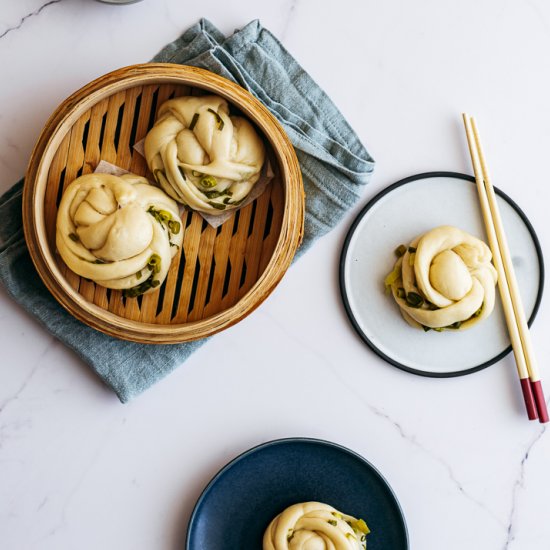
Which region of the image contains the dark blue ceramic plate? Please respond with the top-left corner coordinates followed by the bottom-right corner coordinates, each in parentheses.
top-left (186, 438), bottom-right (408, 549)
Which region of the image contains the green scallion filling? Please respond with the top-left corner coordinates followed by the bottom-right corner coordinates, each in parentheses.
top-left (394, 244), bottom-right (407, 257)
top-left (351, 519), bottom-right (370, 535)
top-left (207, 108), bottom-right (225, 130)
top-left (384, 265), bottom-right (401, 288)
top-left (204, 190), bottom-right (224, 199)
top-left (147, 206), bottom-right (171, 224)
top-left (147, 206), bottom-right (181, 236)
top-left (230, 197), bottom-right (246, 207)
top-left (405, 292), bottom-right (424, 308)
top-left (200, 175), bottom-right (217, 189)
top-left (123, 272), bottom-right (161, 298)
top-left (168, 220), bottom-right (181, 234)
top-left (147, 254), bottom-right (161, 274)
top-left (189, 112), bottom-right (199, 131)
top-left (207, 201), bottom-right (226, 210)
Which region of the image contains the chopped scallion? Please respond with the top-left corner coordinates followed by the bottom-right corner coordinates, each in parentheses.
top-left (394, 244), bottom-right (407, 257)
top-left (351, 519), bottom-right (370, 535)
top-left (207, 201), bottom-right (226, 210)
top-left (189, 112), bottom-right (199, 131)
top-left (123, 272), bottom-right (159, 298)
top-left (147, 206), bottom-right (172, 227)
top-left (168, 220), bottom-right (181, 234)
top-left (200, 175), bottom-right (217, 189)
top-left (207, 108), bottom-right (225, 130)
top-left (384, 265), bottom-right (401, 288)
top-left (204, 190), bottom-right (224, 199)
top-left (158, 210), bottom-right (172, 222)
top-left (405, 291), bottom-right (424, 308)
top-left (147, 254), bottom-right (161, 274)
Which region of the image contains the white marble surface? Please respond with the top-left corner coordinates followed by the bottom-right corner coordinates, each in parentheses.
top-left (1, 1), bottom-right (550, 549)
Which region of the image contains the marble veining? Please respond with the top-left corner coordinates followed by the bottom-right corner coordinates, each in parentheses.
top-left (0, 334), bottom-right (58, 412)
top-left (0, 0), bottom-right (63, 40)
top-left (280, 0), bottom-right (300, 41)
top-left (369, 403), bottom-right (509, 525)
top-left (261, 307), bottom-right (550, 547)
top-left (36, 496), bottom-right (48, 512)
top-left (262, 309), bottom-right (506, 525)
top-left (502, 426), bottom-right (547, 549)
top-left (525, 0), bottom-right (550, 34)
top-left (1, 1), bottom-right (550, 549)
top-left (0, 362), bottom-right (42, 416)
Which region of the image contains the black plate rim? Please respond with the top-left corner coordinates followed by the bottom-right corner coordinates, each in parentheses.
top-left (185, 436), bottom-right (409, 549)
top-left (339, 171), bottom-right (545, 378)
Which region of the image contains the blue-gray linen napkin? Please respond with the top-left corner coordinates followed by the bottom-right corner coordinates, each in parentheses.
top-left (0, 19), bottom-right (374, 402)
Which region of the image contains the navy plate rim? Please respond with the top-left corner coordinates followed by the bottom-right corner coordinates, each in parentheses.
top-left (185, 436), bottom-right (409, 549)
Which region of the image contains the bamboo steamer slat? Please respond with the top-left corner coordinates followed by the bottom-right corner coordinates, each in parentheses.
top-left (23, 64), bottom-right (304, 344)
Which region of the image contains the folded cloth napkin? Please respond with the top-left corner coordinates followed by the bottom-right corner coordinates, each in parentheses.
top-left (0, 19), bottom-right (374, 403)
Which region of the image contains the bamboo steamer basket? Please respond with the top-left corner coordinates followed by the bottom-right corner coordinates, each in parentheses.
top-left (23, 64), bottom-right (304, 344)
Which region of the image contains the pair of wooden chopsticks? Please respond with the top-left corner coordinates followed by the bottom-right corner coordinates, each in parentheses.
top-left (462, 114), bottom-right (548, 423)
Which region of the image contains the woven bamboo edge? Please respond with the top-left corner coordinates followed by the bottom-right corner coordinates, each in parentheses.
top-left (23, 63), bottom-right (305, 343)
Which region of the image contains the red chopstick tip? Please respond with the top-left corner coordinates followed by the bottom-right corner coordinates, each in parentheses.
top-left (520, 377), bottom-right (539, 420)
top-left (531, 380), bottom-right (549, 424)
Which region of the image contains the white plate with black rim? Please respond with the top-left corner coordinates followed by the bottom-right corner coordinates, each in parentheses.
top-left (339, 172), bottom-right (544, 377)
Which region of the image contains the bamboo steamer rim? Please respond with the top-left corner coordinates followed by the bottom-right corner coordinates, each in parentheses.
top-left (23, 63), bottom-right (304, 344)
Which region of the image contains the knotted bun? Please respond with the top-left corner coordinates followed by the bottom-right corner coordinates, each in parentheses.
top-left (56, 172), bottom-right (183, 296)
top-left (386, 226), bottom-right (498, 331)
top-left (144, 95), bottom-right (265, 214)
top-left (263, 502), bottom-right (369, 550)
